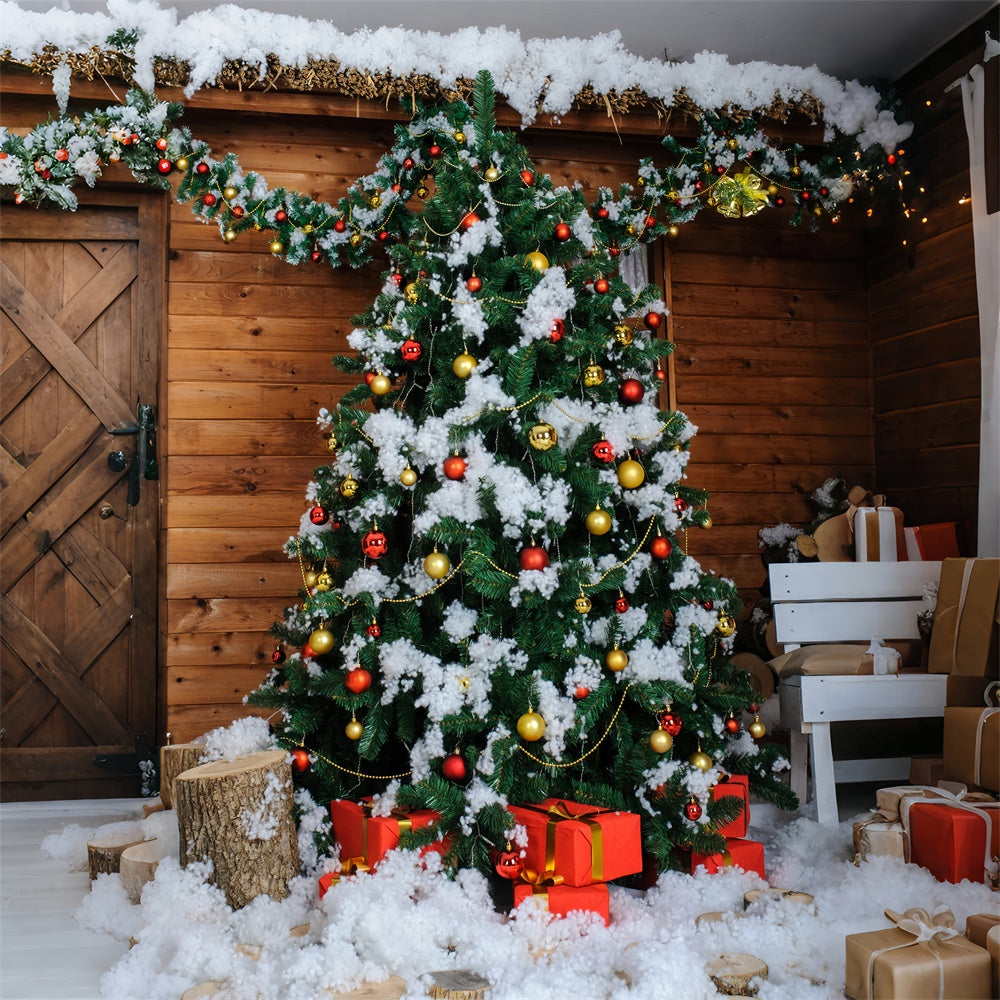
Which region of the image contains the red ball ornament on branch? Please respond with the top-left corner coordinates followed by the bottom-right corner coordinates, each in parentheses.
top-left (401, 339), bottom-right (423, 362)
top-left (443, 455), bottom-right (468, 480)
top-left (333, 219), bottom-right (347, 233)
top-left (403, 157), bottom-right (415, 170)
top-left (442, 753), bottom-right (467, 782)
top-left (520, 169), bottom-right (535, 186)
top-left (274, 209), bottom-right (287, 223)
top-left (429, 144), bottom-right (442, 158)
top-left (619, 378), bottom-right (645, 405)
top-left (309, 505), bottom-right (329, 525)
top-left (650, 535), bottom-right (672, 560)
top-left (366, 620), bottom-right (381, 638)
top-left (596, 206), bottom-right (609, 220)
top-left (195, 161), bottom-right (210, 175)
top-left (310, 250), bottom-right (322, 263)
top-left (519, 545), bottom-right (550, 571)
top-left (549, 318), bottom-right (565, 343)
top-left (555, 222), bottom-right (572, 241)
top-left (594, 278), bottom-right (610, 294)
top-left (271, 647), bottom-right (286, 665)
top-left (659, 708), bottom-right (683, 736)
top-left (574, 686), bottom-right (590, 701)
top-left (202, 193), bottom-right (217, 207)
top-left (156, 158), bottom-right (173, 175)
top-left (684, 799), bottom-right (703, 822)
top-left (674, 496), bottom-right (688, 513)
top-left (591, 440), bottom-right (616, 464)
top-left (155, 137), bottom-right (168, 152)
top-left (301, 642), bottom-right (317, 661)
top-left (345, 666), bottom-right (372, 693)
top-left (466, 275), bottom-right (483, 292)
top-left (724, 715), bottom-right (741, 734)
top-left (361, 530), bottom-right (388, 559)
top-left (461, 211), bottom-right (481, 231)
top-left (495, 847), bottom-right (524, 880)
top-left (615, 593), bottom-right (630, 613)
top-left (290, 747), bottom-right (311, 774)
top-left (644, 311), bottom-right (663, 330)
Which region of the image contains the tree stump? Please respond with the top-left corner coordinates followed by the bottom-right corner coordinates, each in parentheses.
top-left (160, 742), bottom-right (204, 808)
top-left (426, 970), bottom-right (491, 1000)
top-left (120, 838), bottom-right (165, 903)
top-left (325, 978), bottom-right (407, 999)
top-left (174, 749), bottom-right (299, 910)
top-left (705, 954), bottom-right (768, 996)
top-left (87, 831), bottom-right (148, 880)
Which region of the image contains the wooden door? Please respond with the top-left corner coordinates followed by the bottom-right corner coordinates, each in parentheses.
top-left (0, 193), bottom-right (166, 800)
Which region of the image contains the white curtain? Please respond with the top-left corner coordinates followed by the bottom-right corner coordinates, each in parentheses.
top-left (959, 40), bottom-right (1000, 556)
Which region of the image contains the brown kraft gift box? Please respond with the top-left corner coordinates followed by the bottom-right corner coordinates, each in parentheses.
top-left (942, 704), bottom-right (1000, 793)
top-left (928, 559), bottom-right (1000, 675)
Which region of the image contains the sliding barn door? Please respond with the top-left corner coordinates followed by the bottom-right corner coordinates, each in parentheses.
top-left (0, 194), bottom-right (165, 800)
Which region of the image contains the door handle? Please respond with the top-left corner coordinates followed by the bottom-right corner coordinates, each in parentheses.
top-left (108, 403), bottom-right (158, 505)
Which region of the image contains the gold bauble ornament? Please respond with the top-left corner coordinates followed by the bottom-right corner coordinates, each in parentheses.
top-left (453, 131), bottom-right (466, 144)
top-left (404, 282), bottom-right (420, 304)
top-left (399, 466), bottom-right (418, 487)
top-left (726, 139), bottom-right (738, 151)
top-left (340, 474), bottom-right (359, 498)
top-left (304, 570), bottom-right (320, 589)
top-left (423, 548), bottom-right (451, 579)
top-left (309, 627), bottom-right (335, 654)
top-left (585, 506), bottom-right (612, 535)
top-left (175, 156), bottom-right (189, 172)
top-left (345, 717), bottom-right (364, 740)
top-left (791, 165), bottom-right (802, 176)
top-left (701, 513), bottom-right (713, 529)
top-left (223, 185), bottom-right (238, 201)
top-left (303, 224), bottom-right (314, 234)
top-left (369, 374), bottom-right (392, 396)
top-left (484, 166), bottom-right (500, 182)
top-left (582, 363), bottom-right (606, 387)
top-left (649, 728), bottom-right (673, 753)
top-left (369, 194), bottom-right (382, 208)
top-left (452, 352), bottom-right (477, 379)
top-left (716, 613), bottom-right (737, 638)
top-left (528, 422), bottom-right (558, 451)
top-left (349, 233), bottom-right (363, 247)
top-left (613, 324), bottom-right (634, 347)
top-left (525, 251), bottom-right (549, 272)
top-left (617, 459), bottom-right (645, 490)
top-left (327, 434), bottom-right (338, 453)
top-left (315, 571), bottom-right (334, 591)
top-left (223, 229), bottom-right (237, 243)
top-left (516, 710), bottom-right (546, 741)
top-left (748, 716), bottom-right (767, 739)
top-left (625, 223), bottom-right (636, 236)
top-left (689, 748), bottom-right (713, 771)
top-left (605, 646), bottom-right (629, 672)
top-left (767, 184), bottom-right (779, 196)
top-left (667, 224), bottom-right (680, 238)
top-left (574, 593), bottom-right (593, 614)
top-left (269, 240), bottom-right (283, 255)
top-left (416, 185), bottom-right (429, 200)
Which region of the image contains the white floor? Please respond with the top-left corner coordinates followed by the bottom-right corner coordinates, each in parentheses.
top-left (0, 798), bottom-right (143, 1000)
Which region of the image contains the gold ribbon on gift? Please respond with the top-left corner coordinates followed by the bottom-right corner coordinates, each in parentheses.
top-left (518, 868), bottom-right (565, 908)
top-left (520, 801), bottom-right (607, 882)
top-left (867, 907), bottom-right (960, 1000)
top-left (325, 856), bottom-right (371, 888)
top-left (360, 800), bottom-right (413, 861)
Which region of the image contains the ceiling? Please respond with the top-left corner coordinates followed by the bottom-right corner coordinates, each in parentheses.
top-left (12, 0), bottom-right (998, 84)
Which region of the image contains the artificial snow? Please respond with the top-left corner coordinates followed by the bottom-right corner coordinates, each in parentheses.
top-left (41, 793), bottom-right (996, 1000)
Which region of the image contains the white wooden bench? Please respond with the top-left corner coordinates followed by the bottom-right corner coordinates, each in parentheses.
top-left (769, 560), bottom-right (945, 826)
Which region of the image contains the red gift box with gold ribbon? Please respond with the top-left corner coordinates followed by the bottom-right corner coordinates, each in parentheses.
top-left (329, 797), bottom-right (442, 869)
top-left (507, 798), bottom-right (642, 887)
top-left (318, 856), bottom-right (371, 898)
top-left (711, 774), bottom-right (750, 838)
top-left (512, 872), bottom-right (610, 925)
top-left (691, 837), bottom-right (766, 878)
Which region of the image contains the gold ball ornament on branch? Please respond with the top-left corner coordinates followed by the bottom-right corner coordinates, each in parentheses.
top-left (574, 591), bottom-right (593, 614)
top-left (525, 251), bottom-right (549, 273)
top-left (369, 374), bottom-right (393, 396)
top-left (689, 746), bottom-right (714, 771)
top-left (269, 240), bottom-right (283, 255)
top-left (613, 324), bottom-right (634, 347)
top-left (516, 710), bottom-right (546, 742)
top-left (223, 185), bottom-right (239, 201)
top-left (484, 166), bottom-right (500, 182)
top-left (340, 475), bottom-right (359, 499)
top-left (399, 466), bottom-right (418, 487)
top-left (308, 627), bottom-right (335, 655)
top-left (528, 423), bottom-right (558, 451)
top-left (582, 363), bottom-right (606, 387)
top-left (649, 727), bottom-right (673, 754)
top-left (748, 716), bottom-right (767, 740)
top-left (617, 459), bottom-right (645, 490)
top-left (605, 645), bottom-right (629, 672)
top-left (315, 570), bottom-right (334, 592)
top-left (716, 613), bottom-right (737, 638)
top-left (223, 229), bottom-right (237, 243)
top-left (345, 716), bottom-right (364, 741)
top-left (453, 351), bottom-right (478, 379)
top-left (423, 547), bottom-right (451, 580)
top-left (585, 505), bottom-right (613, 536)
top-left (404, 282), bottom-right (420, 304)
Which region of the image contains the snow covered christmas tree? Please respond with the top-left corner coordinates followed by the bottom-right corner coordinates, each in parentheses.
top-left (249, 71), bottom-right (795, 877)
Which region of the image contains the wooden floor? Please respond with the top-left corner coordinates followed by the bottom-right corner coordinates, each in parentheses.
top-left (1, 798), bottom-right (141, 1000)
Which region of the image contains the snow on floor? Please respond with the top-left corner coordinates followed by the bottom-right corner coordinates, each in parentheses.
top-left (2, 794), bottom-right (997, 1000)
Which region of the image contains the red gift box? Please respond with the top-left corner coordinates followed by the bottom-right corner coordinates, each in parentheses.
top-left (691, 837), bottom-right (766, 879)
top-left (711, 774), bottom-right (750, 838)
top-left (512, 879), bottom-right (610, 925)
top-left (329, 797), bottom-right (442, 869)
top-left (507, 798), bottom-right (642, 887)
top-left (906, 799), bottom-right (999, 885)
top-left (318, 856), bottom-right (372, 898)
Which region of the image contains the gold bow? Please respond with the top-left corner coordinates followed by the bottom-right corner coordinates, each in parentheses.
top-left (520, 800), bottom-right (607, 881)
top-left (324, 856), bottom-right (371, 888)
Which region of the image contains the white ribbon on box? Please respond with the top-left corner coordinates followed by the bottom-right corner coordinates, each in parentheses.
top-left (854, 506), bottom-right (899, 561)
top-left (865, 634), bottom-right (901, 675)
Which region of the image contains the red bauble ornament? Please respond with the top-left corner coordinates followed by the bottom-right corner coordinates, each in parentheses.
top-left (309, 505), bottom-right (329, 525)
top-left (674, 496), bottom-right (688, 513)
top-left (819, 186), bottom-right (829, 197)
top-left (442, 753), bottom-right (467, 782)
top-left (310, 250), bottom-right (322, 262)
top-left (461, 211), bottom-right (481, 230)
top-left (495, 848), bottom-right (524, 880)
top-left (155, 137), bottom-right (168, 151)
top-left (429, 144), bottom-right (442, 158)
top-left (196, 162), bottom-right (210, 175)
top-left (290, 747), bottom-right (311, 774)
top-left (403, 157), bottom-right (415, 170)
top-left (466, 275), bottom-right (483, 292)
top-left (654, 367), bottom-right (666, 382)
top-left (644, 311), bottom-right (663, 330)
top-left (443, 455), bottom-right (468, 480)
top-left (555, 222), bottom-right (572, 241)
top-left (645, 215), bottom-right (656, 228)
top-left (596, 206), bottom-right (609, 220)
top-left (702, 600), bottom-right (714, 610)
top-left (619, 378), bottom-right (644, 405)
top-left (156, 158), bottom-right (173, 175)
top-left (520, 169), bottom-right (535, 186)
top-left (275, 209), bottom-right (288, 223)
top-left (801, 190), bottom-right (811, 202)
top-left (592, 440), bottom-right (616, 463)
top-left (775, 196), bottom-right (785, 207)
top-left (594, 278), bottom-right (610, 294)
top-left (615, 595), bottom-right (630, 613)
top-left (54, 148), bottom-right (69, 162)
top-left (202, 193), bottom-right (217, 207)
top-left (749, 702), bottom-right (761, 714)
top-left (650, 535), bottom-right (672, 560)
top-left (392, 273), bottom-right (404, 286)
top-left (659, 709), bottom-right (682, 736)
top-left (271, 647), bottom-right (286, 664)
top-left (887, 153), bottom-right (897, 166)
top-left (391, 183), bottom-right (402, 193)
top-left (333, 219), bottom-right (347, 233)
top-left (574, 686), bottom-right (590, 700)
top-left (401, 339), bottom-right (422, 362)
top-left (301, 642), bottom-right (317, 660)
top-left (231, 206), bottom-right (244, 218)
top-left (378, 230), bottom-right (390, 243)
top-left (361, 530), bottom-right (388, 559)
top-left (549, 318), bottom-right (565, 343)
top-left (724, 716), bottom-right (741, 734)
top-left (519, 545), bottom-right (550, 571)
top-left (366, 621), bottom-right (382, 638)
top-left (684, 800), bottom-right (703, 822)
top-left (345, 666), bottom-right (372, 693)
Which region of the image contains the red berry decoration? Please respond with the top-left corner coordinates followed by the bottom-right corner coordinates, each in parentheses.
top-left (309, 505), bottom-right (329, 525)
top-left (461, 211), bottom-right (481, 230)
top-left (466, 275), bottom-right (483, 292)
top-left (345, 666), bottom-right (372, 693)
top-left (650, 535), bottom-right (672, 560)
top-left (401, 339), bottom-right (422, 362)
top-left (361, 530), bottom-right (388, 559)
top-left (155, 137), bottom-right (168, 151)
top-left (819, 186), bottom-right (829, 197)
top-left (202, 193), bottom-right (217, 207)
top-left (403, 157), bottom-right (415, 170)
top-left (290, 747), bottom-right (311, 774)
top-left (271, 647), bottom-right (286, 664)
top-left (429, 144), bottom-right (442, 158)
top-left (366, 620), bottom-right (381, 638)
top-left (574, 686), bottom-right (590, 700)
top-left (702, 600), bottom-right (714, 610)
top-left (644, 311), bottom-right (662, 330)
top-left (555, 222), bottom-right (572, 241)
top-left (619, 378), bottom-right (645, 405)
top-left (519, 545), bottom-right (550, 571)
top-left (615, 594), bottom-right (630, 613)
top-left (196, 162), bottom-right (210, 175)
top-left (594, 278), bottom-right (610, 294)
top-left (684, 800), bottom-right (703, 822)
top-left (333, 219), bottom-right (346, 233)
top-left (659, 709), bottom-right (682, 736)
top-left (495, 847), bottom-right (524, 880)
top-left (156, 158), bottom-right (173, 175)
top-left (775, 196), bottom-right (785, 207)
top-left (596, 206), bottom-right (609, 219)
top-left (549, 318), bottom-right (565, 343)
top-left (724, 716), bottom-right (741, 734)
top-left (592, 440), bottom-right (616, 463)
top-left (443, 455), bottom-right (468, 480)
top-left (442, 753), bottom-right (467, 782)
top-left (520, 169), bottom-right (535, 186)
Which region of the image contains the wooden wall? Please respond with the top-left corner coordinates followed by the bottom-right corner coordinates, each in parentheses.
top-left (866, 10), bottom-right (996, 549)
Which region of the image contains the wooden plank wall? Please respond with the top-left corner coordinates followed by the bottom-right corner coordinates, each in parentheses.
top-left (866, 10), bottom-right (996, 549)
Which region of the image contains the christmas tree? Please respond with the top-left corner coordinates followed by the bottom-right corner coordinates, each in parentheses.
top-left (249, 71), bottom-right (796, 877)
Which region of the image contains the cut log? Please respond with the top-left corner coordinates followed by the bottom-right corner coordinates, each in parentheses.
top-left (160, 742), bottom-right (204, 808)
top-left (794, 533), bottom-right (819, 559)
top-left (87, 832), bottom-right (148, 880)
top-left (705, 953), bottom-right (768, 996)
top-left (142, 797), bottom-right (166, 818)
top-left (324, 978), bottom-right (407, 999)
top-left (743, 887), bottom-right (815, 909)
top-left (426, 970), bottom-right (491, 1000)
top-left (120, 839), bottom-right (165, 903)
top-left (174, 749), bottom-right (299, 910)
top-left (180, 983), bottom-right (222, 999)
